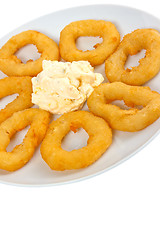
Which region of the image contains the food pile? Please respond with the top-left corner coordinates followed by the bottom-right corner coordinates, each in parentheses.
top-left (32, 60), bottom-right (104, 114)
top-left (0, 19), bottom-right (160, 172)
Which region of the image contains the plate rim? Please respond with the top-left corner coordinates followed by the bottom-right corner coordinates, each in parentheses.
top-left (1, 4), bottom-right (160, 42)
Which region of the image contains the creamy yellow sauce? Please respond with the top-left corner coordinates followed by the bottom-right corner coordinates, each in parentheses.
top-left (32, 60), bottom-right (104, 114)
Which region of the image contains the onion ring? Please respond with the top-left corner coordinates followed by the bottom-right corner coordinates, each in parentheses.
top-left (87, 82), bottom-right (160, 132)
top-left (0, 30), bottom-right (59, 76)
top-left (59, 20), bottom-right (120, 66)
top-left (40, 111), bottom-right (112, 171)
top-left (0, 76), bottom-right (33, 124)
top-left (0, 109), bottom-right (50, 171)
top-left (105, 29), bottom-right (160, 85)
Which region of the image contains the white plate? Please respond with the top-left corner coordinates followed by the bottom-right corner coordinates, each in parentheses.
top-left (0, 4), bottom-right (160, 186)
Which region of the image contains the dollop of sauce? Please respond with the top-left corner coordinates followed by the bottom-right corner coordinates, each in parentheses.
top-left (32, 60), bottom-right (104, 114)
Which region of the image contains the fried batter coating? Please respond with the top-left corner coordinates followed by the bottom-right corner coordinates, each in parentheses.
top-left (59, 20), bottom-right (120, 66)
top-left (0, 76), bottom-right (33, 124)
top-left (87, 82), bottom-right (160, 132)
top-left (0, 30), bottom-right (59, 76)
top-left (105, 29), bottom-right (160, 85)
top-left (0, 109), bottom-right (50, 171)
top-left (41, 111), bottom-right (112, 170)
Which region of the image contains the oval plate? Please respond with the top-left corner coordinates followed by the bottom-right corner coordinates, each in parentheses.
top-left (0, 4), bottom-right (160, 186)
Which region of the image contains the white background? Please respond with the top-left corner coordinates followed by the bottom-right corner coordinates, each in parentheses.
top-left (0, 0), bottom-right (160, 239)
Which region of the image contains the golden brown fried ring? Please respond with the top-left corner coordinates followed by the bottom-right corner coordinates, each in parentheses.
top-left (87, 82), bottom-right (160, 132)
top-left (0, 109), bottom-right (50, 171)
top-left (0, 76), bottom-right (33, 124)
top-left (41, 111), bottom-right (112, 171)
top-left (105, 29), bottom-right (160, 85)
top-left (59, 20), bottom-right (120, 66)
top-left (0, 30), bottom-right (59, 76)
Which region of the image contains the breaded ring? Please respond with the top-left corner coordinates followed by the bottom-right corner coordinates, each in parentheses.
top-left (0, 30), bottom-right (59, 76)
top-left (105, 29), bottom-right (160, 85)
top-left (59, 20), bottom-right (120, 66)
top-left (41, 111), bottom-right (112, 171)
top-left (87, 82), bottom-right (160, 132)
top-left (0, 76), bottom-right (33, 124)
top-left (0, 109), bottom-right (50, 171)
